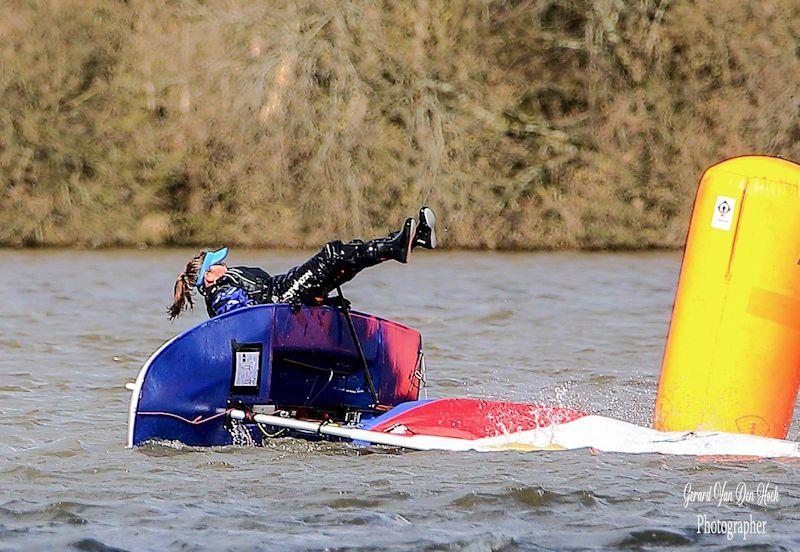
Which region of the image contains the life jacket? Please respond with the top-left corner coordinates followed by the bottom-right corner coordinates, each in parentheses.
top-left (203, 266), bottom-right (274, 317)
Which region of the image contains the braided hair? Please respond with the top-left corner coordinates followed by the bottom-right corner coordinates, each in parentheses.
top-left (167, 251), bottom-right (206, 320)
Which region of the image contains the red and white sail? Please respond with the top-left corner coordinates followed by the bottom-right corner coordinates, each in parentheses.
top-left (231, 398), bottom-right (800, 458)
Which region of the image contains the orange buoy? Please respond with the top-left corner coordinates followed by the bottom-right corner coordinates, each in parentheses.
top-left (654, 155), bottom-right (800, 439)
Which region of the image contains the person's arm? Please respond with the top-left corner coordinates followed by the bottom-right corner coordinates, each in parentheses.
top-left (208, 285), bottom-right (254, 316)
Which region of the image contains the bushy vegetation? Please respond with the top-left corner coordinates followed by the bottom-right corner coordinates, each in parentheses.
top-left (2, 0), bottom-right (799, 248)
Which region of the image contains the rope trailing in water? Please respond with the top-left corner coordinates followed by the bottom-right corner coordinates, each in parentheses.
top-left (256, 422), bottom-right (285, 439)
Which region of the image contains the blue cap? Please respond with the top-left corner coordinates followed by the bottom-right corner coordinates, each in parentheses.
top-left (195, 247), bottom-right (229, 287)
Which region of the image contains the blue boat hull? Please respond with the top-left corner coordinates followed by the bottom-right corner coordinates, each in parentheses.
top-left (128, 304), bottom-right (423, 447)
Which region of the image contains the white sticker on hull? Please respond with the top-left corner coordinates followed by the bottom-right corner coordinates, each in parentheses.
top-left (234, 351), bottom-right (261, 387)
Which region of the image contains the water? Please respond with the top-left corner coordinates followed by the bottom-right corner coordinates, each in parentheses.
top-left (1, 249), bottom-right (799, 550)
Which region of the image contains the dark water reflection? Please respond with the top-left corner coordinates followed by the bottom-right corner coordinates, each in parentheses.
top-left (1, 249), bottom-right (799, 550)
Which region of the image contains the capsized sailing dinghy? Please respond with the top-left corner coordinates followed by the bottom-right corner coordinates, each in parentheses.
top-left (127, 303), bottom-right (424, 447)
top-left (127, 304), bottom-right (800, 458)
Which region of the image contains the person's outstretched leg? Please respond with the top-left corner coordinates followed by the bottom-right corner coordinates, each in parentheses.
top-left (269, 218), bottom-right (417, 306)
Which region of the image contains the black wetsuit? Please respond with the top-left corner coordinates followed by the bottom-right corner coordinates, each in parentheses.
top-left (203, 239), bottom-right (389, 317)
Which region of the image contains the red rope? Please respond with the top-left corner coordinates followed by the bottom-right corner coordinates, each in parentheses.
top-left (137, 409), bottom-right (231, 425)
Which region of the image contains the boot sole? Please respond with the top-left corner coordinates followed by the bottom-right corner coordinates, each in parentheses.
top-left (418, 207), bottom-right (436, 249)
top-left (401, 218), bottom-right (416, 263)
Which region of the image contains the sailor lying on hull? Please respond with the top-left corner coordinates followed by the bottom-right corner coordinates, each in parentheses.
top-left (167, 207), bottom-right (436, 320)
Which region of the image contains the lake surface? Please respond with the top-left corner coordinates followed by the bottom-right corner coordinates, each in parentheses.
top-left (1, 249), bottom-right (798, 550)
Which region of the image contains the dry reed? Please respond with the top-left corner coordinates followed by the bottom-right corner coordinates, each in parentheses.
top-left (1, 0), bottom-right (799, 248)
